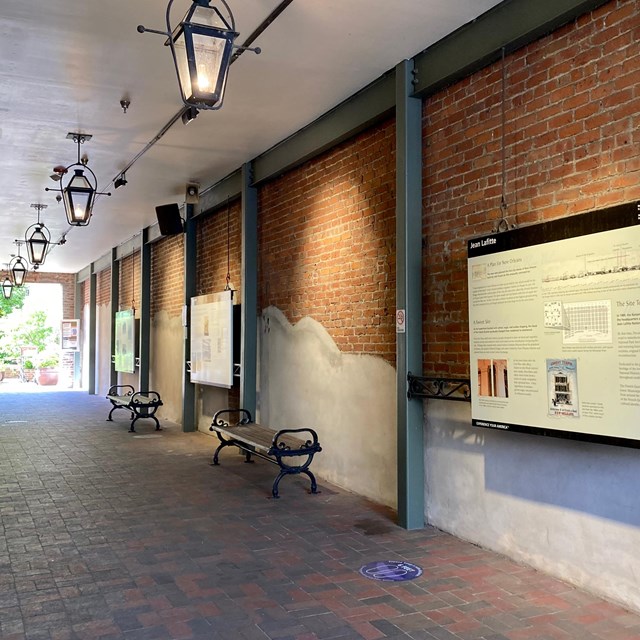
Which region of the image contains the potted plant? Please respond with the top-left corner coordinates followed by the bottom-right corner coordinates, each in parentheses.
top-left (36, 354), bottom-right (59, 386)
top-left (22, 359), bottom-right (35, 383)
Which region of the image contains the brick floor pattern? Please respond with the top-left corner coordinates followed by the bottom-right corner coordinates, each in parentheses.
top-left (0, 390), bottom-right (639, 640)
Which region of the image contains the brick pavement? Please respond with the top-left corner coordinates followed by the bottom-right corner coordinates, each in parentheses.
top-left (1, 389), bottom-right (639, 640)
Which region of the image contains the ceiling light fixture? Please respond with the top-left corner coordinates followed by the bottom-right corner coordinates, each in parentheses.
top-left (2, 270), bottom-right (13, 299)
top-left (45, 133), bottom-right (111, 226)
top-left (114, 173), bottom-right (128, 189)
top-left (138, 0), bottom-right (260, 112)
top-left (9, 241), bottom-right (28, 287)
top-left (25, 204), bottom-right (51, 269)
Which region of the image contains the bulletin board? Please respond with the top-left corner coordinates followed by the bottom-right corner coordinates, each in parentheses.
top-left (467, 200), bottom-right (640, 448)
top-left (115, 309), bottom-right (136, 374)
top-left (190, 290), bottom-right (233, 388)
top-left (61, 319), bottom-right (80, 351)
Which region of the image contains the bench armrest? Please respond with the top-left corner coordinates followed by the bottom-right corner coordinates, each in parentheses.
top-left (131, 391), bottom-right (163, 407)
top-left (107, 384), bottom-right (134, 398)
top-left (271, 428), bottom-right (322, 455)
top-left (211, 408), bottom-right (253, 430)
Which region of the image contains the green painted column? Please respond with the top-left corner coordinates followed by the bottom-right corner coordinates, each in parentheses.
top-left (240, 163), bottom-right (258, 417)
top-left (396, 59), bottom-right (425, 530)
top-left (109, 248), bottom-right (119, 387)
top-left (74, 277), bottom-right (83, 389)
top-left (88, 269), bottom-right (97, 395)
top-left (139, 228), bottom-right (151, 392)
top-left (182, 204), bottom-right (197, 431)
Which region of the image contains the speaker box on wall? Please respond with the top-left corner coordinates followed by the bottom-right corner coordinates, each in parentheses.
top-left (155, 203), bottom-right (184, 235)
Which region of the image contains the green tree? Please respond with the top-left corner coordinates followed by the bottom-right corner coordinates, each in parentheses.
top-left (14, 310), bottom-right (55, 353)
top-left (0, 285), bottom-right (27, 318)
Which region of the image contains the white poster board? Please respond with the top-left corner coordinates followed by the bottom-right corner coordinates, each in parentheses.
top-left (115, 309), bottom-right (136, 374)
top-left (190, 290), bottom-right (233, 388)
top-left (467, 202), bottom-right (640, 446)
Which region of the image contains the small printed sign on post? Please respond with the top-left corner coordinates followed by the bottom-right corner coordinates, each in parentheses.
top-left (396, 309), bottom-right (406, 333)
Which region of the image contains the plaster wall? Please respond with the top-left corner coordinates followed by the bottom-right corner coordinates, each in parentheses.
top-left (259, 306), bottom-right (397, 508)
top-left (425, 400), bottom-right (640, 612)
top-left (95, 304), bottom-right (111, 396)
top-left (150, 311), bottom-right (185, 424)
top-left (197, 385), bottom-right (231, 434)
top-left (81, 304), bottom-right (90, 390)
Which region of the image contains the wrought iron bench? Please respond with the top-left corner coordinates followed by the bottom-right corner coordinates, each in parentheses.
top-left (209, 408), bottom-right (322, 498)
top-left (106, 385), bottom-right (163, 433)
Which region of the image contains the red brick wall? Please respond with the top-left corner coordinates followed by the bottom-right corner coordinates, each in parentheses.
top-left (422, 0), bottom-right (639, 376)
top-left (151, 235), bottom-right (185, 316)
top-left (196, 200), bottom-right (242, 300)
top-left (119, 252), bottom-right (141, 318)
top-left (259, 117), bottom-right (397, 364)
top-left (96, 268), bottom-right (111, 307)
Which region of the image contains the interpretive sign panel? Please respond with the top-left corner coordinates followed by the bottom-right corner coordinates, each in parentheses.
top-left (61, 319), bottom-right (80, 351)
top-left (115, 309), bottom-right (136, 374)
top-left (467, 201), bottom-right (640, 447)
top-left (190, 290), bottom-right (233, 388)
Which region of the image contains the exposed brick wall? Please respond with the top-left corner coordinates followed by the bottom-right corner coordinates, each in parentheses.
top-left (422, 0), bottom-right (639, 376)
top-left (196, 200), bottom-right (242, 301)
top-left (151, 235), bottom-right (185, 317)
top-left (96, 268), bottom-right (111, 307)
top-left (119, 251), bottom-right (141, 318)
top-left (259, 117), bottom-right (397, 364)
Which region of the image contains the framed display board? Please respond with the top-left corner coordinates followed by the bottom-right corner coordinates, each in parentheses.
top-left (467, 201), bottom-right (640, 448)
top-left (190, 290), bottom-right (233, 388)
top-left (61, 319), bottom-right (80, 351)
top-left (115, 309), bottom-right (136, 374)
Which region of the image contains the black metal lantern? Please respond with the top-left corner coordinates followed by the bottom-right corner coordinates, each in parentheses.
top-left (2, 274), bottom-right (13, 299)
top-left (138, 0), bottom-right (260, 112)
top-left (25, 223), bottom-right (50, 267)
top-left (63, 167), bottom-right (96, 225)
top-left (9, 255), bottom-right (28, 287)
top-left (45, 133), bottom-right (110, 226)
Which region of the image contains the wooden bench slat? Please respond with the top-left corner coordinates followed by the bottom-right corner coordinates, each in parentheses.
top-left (213, 423), bottom-right (307, 454)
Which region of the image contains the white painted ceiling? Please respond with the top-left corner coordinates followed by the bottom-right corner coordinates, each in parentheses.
top-left (0, 0), bottom-right (503, 273)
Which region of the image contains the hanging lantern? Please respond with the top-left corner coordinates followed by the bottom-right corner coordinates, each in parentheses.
top-left (63, 167), bottom-right (96, 226)
top-left (2, 275), bottom-right (13, 299)
top-left (171, 1), bottom-right (236, 109)
top-left (25, 223), bottom-right (50, 267)
top-left (44, 133), bottom-right (110, 226)
top-left (9, 255), bottom-right (28, 287)
top-left (138, 0), bottom-right (260, 112)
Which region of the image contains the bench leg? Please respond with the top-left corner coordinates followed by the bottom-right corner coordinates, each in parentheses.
top-left (107, 405), bottom-right (134, 422)
top-left (271, 467), bottom-right (320, 498)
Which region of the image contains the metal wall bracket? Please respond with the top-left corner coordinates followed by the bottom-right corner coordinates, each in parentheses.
top-left (407, 373), bottom-right (471, 402)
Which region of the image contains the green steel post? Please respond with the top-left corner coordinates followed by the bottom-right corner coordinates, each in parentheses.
top-left (139, 228), bottom-right (151, 392)
top-left (74, 277), bottom-right (83, 389)
top-left (183, 204), bottom-right (197, 431)
top-left (240, 163), bottom-right (258, 416)
top-left (88, 269), bottom-right (97, 395)
top-left (396, 59), bottom-right (425, 530)
top-left (110, 248), bottom-right (119, 387)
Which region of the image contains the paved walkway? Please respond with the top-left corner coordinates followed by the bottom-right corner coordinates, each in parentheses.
top-left (1, 389), bottom-right (639, 640)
